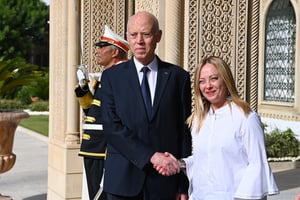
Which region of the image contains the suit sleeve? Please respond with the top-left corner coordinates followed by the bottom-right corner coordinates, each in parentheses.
top-left (178, 71), bottom-right (192, 194)
top-left (180, 72), bottom-right (192, 157)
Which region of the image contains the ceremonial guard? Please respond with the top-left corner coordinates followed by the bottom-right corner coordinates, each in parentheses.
top-left (75, 25), bottom-right (129, 200)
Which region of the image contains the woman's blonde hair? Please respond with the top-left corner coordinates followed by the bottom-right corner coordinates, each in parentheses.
top-left (187, 56), bottom-right (251, 132)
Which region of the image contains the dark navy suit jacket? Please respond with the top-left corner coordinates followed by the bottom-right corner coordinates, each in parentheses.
top-left (99, 56), bottom-right (192, 198)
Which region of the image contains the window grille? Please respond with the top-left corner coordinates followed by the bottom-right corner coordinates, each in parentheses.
top-left (264, 0), bottom-right (295, 103)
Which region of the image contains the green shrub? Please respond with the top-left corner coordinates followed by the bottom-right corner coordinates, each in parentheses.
top-left (0, 58), bottom-right (43, 98)
top-left (34, 72), bottom-right (49, 100)
top-left (28, 100), bottom-right (49, 111)
top-left (265, 128), bottom-right (300, 158)
top-left (16, 87), bottom-right (32, 104)
top-left (15, 71), bottom-right (49, 104)
top-left (0, 99), bottom-right (26, 110)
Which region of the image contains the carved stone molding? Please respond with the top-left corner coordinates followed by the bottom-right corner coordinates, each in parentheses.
top-left (50, 0), bottom-right (69, 142)
top-left (81, 0), bottom-right (128, 73)
top-left (136, 0), bottom-right (159, 16)
top-left (235, 0), bottom-right (248, 100)
top-left (187, 0), bottom-right (253, 109)
top-left (247, 0), bottom-right (260, 110)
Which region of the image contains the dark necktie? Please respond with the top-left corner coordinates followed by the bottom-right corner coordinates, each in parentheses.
top-left (141, 67), bottom-right (152, 118)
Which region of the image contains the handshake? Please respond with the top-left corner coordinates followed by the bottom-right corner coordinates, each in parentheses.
top-left (150, 152), bottom-right (186, 176)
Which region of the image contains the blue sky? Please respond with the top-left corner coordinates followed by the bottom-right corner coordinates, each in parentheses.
top-left (42, 0), bottom-right (50, 5)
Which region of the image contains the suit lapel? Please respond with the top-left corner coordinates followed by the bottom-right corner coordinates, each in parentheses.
top-left (124, 57), bottom-right (171, 121)
top-left (151, 59), bottom-right (171, 120)
top-left (125, 59), bottom-right (150, 118)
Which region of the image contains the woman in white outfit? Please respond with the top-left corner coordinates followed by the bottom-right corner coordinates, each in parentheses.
top-left (156, 56), bottom-right (279, 200)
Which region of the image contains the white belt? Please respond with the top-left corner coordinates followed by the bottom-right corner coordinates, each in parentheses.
top-left (83, 124), bottom-right (103, 130)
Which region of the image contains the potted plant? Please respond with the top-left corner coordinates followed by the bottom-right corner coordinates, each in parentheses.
top-left (0, 58), bottom-right (40, 173)
top-left (0, 58), bottom-right (42, 199)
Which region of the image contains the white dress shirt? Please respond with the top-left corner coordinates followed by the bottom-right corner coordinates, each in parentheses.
top-left (183, 102), bottom-right (279, 200)
top-left (134, 57), bottom-right (158, 105)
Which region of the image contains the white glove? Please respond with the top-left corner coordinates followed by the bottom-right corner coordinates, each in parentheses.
top-left (77, 65), bottom-right (89, 87)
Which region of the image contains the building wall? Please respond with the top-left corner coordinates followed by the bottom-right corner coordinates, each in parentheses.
top-left (48, 0), bottom-right (300, 199)
top-left (258, 0), bottom-right (300, 140)
top-left (258, 0), bottom-right (300, 121)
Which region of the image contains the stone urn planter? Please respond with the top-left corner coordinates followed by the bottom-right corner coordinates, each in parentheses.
top-left (0, 110), bottom-right (29, 173)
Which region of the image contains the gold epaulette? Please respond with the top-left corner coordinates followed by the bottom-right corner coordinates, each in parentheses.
top-left (77, 92), bottom-right (93, 109)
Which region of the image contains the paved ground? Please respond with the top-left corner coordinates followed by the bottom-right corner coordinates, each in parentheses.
top-left (0, 126), bottom-right (299, 200)
top-left (269, 168), bottom-right (300, 200)
top-left (0, 127), bottom-right (48, 200)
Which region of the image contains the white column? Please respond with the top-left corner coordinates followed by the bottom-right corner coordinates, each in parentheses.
top-left (48, 0), bottom-right (82, 199)
top-left (161, 0), bottom-right (183, 65)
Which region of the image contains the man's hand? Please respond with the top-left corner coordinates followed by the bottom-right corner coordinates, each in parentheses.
top-left (176, 193), bottom-right (188, 200)
top-left (151, 152), bottom-right (180, 176)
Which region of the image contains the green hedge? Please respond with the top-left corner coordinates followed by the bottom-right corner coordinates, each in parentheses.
top-left (0, 99), bottom-right (26, 110)
top-left (0, 99), bottom-right (48, 111)
top-left (265, 128), bottom-right (300, 158)
top-left (28, 101), bottom-right (49, 111)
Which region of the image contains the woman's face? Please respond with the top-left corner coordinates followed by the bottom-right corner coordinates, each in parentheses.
top-left (199, 63), bottom-right (228, 111)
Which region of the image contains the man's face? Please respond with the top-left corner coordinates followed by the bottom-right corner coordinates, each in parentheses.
top-left (126, 13), bottom-right (161, 65)
top-left (95, 45), bottom-right (115, 68)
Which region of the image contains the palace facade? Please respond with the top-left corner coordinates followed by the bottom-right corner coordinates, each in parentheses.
top-left (48, 0), bottom-right (300, 199)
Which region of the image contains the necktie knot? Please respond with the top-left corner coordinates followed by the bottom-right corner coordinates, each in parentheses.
top-left (141, 66), bottom-right (150, 74)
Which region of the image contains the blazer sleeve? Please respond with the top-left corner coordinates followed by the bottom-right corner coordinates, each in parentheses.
top-left (178, 70), bottom-right (192, 194)
top-left (180, 72), bottom-right (192, 157)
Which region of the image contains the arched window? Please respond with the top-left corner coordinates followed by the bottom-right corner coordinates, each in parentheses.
top-left (264, 0), bottom-right (296, 103)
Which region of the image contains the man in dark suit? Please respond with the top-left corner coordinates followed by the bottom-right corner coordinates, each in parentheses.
top-left (98, 11), bottom-right (192, 200)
